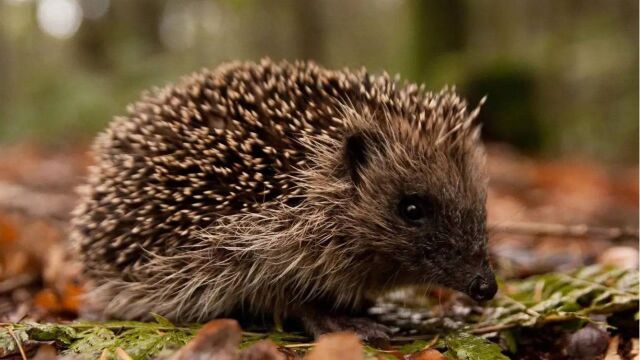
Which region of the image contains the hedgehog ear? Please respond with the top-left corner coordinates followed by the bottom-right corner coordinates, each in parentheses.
top-left (344, 132), bottom-right (368, 185)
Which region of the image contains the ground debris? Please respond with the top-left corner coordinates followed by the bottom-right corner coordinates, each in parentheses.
top-left (0, 266), bottom-right (635, 359)
top-left (304, 332), bottom-right (362, 360)
top-left (0, 144), bottom-right (637, 359)
top-left (563, 324), bottom-right (610, 360)
top-left (168, 319), bottom-right (241, 360)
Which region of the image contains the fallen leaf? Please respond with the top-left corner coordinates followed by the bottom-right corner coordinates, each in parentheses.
top-left (409, 348), bottom-right (446, 360)
top-left (32, 344), bottom-right (57, 360)
top-left (33, 289), bottom-right (61, 313)
top-left (305, 332), bottom-right (363, 360)
top-left (630, 338), bottom-right (639, 360)
top-left (598, 246), bottom-right (639, 270)
top-left (603, 335), bottom-right (621, 360)
top-left (0, 218), bottom-right (17, 245)
top-left (169, 319), bottom-right (241, 360)
top-left (239, 340), bottom-right (286, 360)
top-left (116, 347), bottom-right (133, 360)
top-left (60, 282), bottom-right (83, 313)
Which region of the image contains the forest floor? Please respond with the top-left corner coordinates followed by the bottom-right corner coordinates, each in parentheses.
top-left (0, 142), bottom-right (637, 359)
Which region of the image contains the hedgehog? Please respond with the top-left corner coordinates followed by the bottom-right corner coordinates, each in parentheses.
top-left (71, 58), bottom-right (497, 341)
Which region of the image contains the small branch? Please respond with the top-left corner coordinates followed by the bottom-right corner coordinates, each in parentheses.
top-left (390, 334), bottom-right (439, 343)
top-left (281, 343), bottom-right (315, 348)
top-left (501, 295), bottom-right (540, 318)
top-left (489, 221), bottom-right (638, 241)
top-left (423, 335), bottom-right (440, 349)
top-left (7, 325), bottom-right (27, 360)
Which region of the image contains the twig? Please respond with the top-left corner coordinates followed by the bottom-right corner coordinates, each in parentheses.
top-left (470, 323), bottom-right (516, 335)
top-left (489, 221), bottom-right (638, 241)
top-left (7, 325), bottom-right (27, 360)
top-left (390, 334), bottom-right (438, 343)
top-left (501, 295), bottom-right (541, 318)
top-left (282, 343), bottom-right (315, 348)
top-left (423, 335), bottom-right (439, 349)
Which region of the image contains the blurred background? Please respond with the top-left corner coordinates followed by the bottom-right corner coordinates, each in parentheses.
top-left (0, 0), bottom-right (638, 163)
top-left (0, 1), bottom-right (638, 343)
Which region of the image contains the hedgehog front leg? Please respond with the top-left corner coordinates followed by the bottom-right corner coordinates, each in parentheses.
top-left (299, 308), bottom-right (391, 347)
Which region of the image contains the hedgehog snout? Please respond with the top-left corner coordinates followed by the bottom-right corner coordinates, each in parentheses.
top-left (467, 273), bottom-right (497, 302)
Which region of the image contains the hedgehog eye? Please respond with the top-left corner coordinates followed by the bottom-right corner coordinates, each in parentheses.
top-left (398, 195), bottom-right (434, 225)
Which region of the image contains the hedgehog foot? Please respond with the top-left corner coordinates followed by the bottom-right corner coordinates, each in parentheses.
top-left (300, 312), bottom-right (391, 347)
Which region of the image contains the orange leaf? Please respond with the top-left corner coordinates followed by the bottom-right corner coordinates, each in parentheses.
top-left (34, 288), bottom-right (62, 313)
top-left (61, 282), bottom-right (83, 313)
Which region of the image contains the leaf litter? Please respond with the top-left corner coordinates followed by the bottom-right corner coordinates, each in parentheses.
top-left (0, 143), bottom-right (637, 359)
top-left (0, 265), bottom-right (636, 359)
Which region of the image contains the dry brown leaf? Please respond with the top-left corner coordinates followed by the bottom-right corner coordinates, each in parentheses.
top-left (598, 246), bottom-right (639, 269)
top-left (99, 349), bottom-right (109, 360)
top-left (630, 338), bottom-right (639, 360)
top-left (169, 319), bottom-right (241, 360)
top-left (32, 344), bottom-right (57, 360)
top-left (116, 347), bottom-right (133, 360)
top-left (33, 288), bottom-right (62, 313)
top-left (60, 282), bottom-right (83, 313)
top-left (239, 340), bottom-right (286, 360)
top-left (304, 332), bottom-right (363, 360)
top-left (409, 348), bottom-right (446, 360)
top-left (0, 218), bottom-right (18, 245)
top-left (603, 335), bottom-right (621, 360)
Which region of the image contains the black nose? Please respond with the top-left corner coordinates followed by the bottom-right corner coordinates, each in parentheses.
top-left (468, 274), bottom-right (497, 302)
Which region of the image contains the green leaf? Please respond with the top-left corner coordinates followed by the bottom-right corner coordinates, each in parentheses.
top-left (0, 266), bottom-right (636, 359)
top-left (27, 323), bottom-right (78, 346)
top-left (0, 326), bottom-right (29, 357)
top-left (475, 265), bottom-right (639, 332)
top-left (499, 330), bottom-right (517, 354)
top-left (150, 314), bottom-right (174, 327)
top-left (443, 332), bottom-right (509, 360)
top-left (398, 339), bottom-right (432, 354)
top-left (1, 320), bottom-right (199, 360)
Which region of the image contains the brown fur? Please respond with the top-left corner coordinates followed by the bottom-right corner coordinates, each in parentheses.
top-left (71, 59), bottom-right (491, 326)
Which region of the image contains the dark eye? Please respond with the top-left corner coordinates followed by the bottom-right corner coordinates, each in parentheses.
top-left (398, 195), bottom-right (433, 224)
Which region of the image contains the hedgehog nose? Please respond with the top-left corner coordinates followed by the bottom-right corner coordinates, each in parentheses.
top-left (468, 274), bottom-right (497, 302)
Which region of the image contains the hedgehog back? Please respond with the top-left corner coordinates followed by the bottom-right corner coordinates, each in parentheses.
top-left (73, 60), bottom-right (374, 274)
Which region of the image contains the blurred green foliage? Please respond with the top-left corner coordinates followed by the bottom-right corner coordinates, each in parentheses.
top-left (0, 0), bottom-right (637, 163)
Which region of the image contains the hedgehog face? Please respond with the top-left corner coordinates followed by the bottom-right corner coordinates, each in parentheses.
top-left (341, 123), bottom-right (497, 302)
